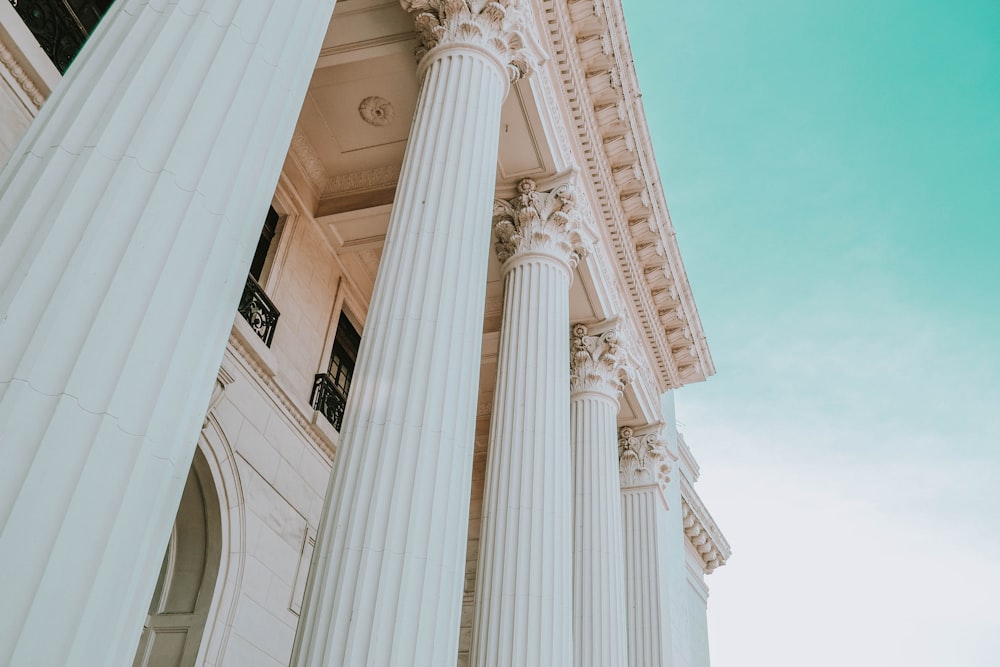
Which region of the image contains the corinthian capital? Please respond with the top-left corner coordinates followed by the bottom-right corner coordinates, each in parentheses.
top-left (618, 426), bottom-right (671, 492)
top-left (401, 0), bottom-right (537, 81)
top-left (494, 178), bottom-right (585, 272)
top-left (570, 323), bottom-right (628, 398)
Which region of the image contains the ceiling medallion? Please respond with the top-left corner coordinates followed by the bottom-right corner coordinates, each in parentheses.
top-left (358, 96), bottom-right (396, 127)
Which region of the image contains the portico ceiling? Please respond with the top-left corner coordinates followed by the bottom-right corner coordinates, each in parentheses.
top-left (292, 0), bottom-right (556, 215)
top-left (289, 0), bottom-right (713, 429)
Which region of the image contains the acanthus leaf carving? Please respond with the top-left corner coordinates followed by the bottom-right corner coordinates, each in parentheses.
top-left (570, 322), bottom-right (628, 398)
top-left (494, 178), bottom-right (585, 271)
top-left (618, 426), bottom-right (670, 492)
top-left (400, 0), bottom-right (538, 82)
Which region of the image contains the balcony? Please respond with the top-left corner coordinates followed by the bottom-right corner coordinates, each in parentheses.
top-left (237, 275), bottom-right (279, 347)
top-left (310, 373), bottom-right (347, 432)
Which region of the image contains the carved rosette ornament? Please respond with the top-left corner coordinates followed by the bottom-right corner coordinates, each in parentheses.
top-left (570, 323), bottom-right (629, 398)
top-left (618, 426), bottom-right (671, 492)
top-left (494, 178), bottom-right (585, 273)
top-left (400, 0), bottom-right (536, 81)
top-left (358, 96), bottom-right (396, 126)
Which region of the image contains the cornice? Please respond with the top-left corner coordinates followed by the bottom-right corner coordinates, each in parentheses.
top-left (676, 432), bottom-right (700, 482)
top-left (680, 476), bottom-right (731, 574)
top-left (538, 0), bottom-right (715, 390)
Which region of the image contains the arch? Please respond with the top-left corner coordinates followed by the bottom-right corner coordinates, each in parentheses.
top-left (130, 413), bottom-right (245, 667)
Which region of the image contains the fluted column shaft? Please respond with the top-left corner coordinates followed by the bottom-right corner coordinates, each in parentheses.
top-left (570, 325), bottom-right (629, 667)
top-left (619, 427), bottom-right (674, 667)
top-left (290, 2), bottom-right (538, 662)
top-left (0, 1), bottom-right (336, 664)
top-left (471, 179), bottom-right (583, 667)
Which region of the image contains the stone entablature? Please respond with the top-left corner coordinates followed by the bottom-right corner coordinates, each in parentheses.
top-left (681, 477), bottom-right (731, 574)
top-left (540, 0), bottom-right (715, 391)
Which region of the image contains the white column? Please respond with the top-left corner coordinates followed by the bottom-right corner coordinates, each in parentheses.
top-left (619, 426), bottom-right (675, 667)
top-left (289, 3), bottom-right (536, 666)
top-left (0, 2), bottom-right (336, 664)
top-left (471, 178), bottom-right (584, 667)
top-left (569, 323), bottom-right (630, 667)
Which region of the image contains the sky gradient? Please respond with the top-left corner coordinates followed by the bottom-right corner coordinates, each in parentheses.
top-left (623, 1), bottom-right (1000, 664)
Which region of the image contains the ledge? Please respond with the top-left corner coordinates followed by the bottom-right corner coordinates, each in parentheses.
top-left (539, 0), bottom-right (716, 390)
top-left (680, 475), bottom-right (731, 574)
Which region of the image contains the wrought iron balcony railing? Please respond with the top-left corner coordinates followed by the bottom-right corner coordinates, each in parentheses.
top-left (237, 275), bottom-right (279, 347)
top-left (11, 0), bottom-right (111, 74)
top-left (311, 373), bottom-right (347, 432)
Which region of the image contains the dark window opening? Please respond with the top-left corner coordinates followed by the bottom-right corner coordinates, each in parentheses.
top-left (13, 0), bottom-right (115, 74)
top-left (312, 314), bottom-right (361, 431)
top-left (237, 206), bottom-right (281, 346)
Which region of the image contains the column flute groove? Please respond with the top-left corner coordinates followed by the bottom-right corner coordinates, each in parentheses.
top-left (0, 1), bottom-right (338, 664)
top-left (569, 324), bottom-right (630, 667)
top-left (619, 426), bottom-right (675, 667)
top-left (471, 178), bottom-right (584, 667)
top-left (290, 2), bottom-right (538, 665)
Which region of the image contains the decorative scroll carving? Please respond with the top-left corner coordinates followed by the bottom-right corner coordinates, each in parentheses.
top-left (237, 275), bottom-right (280, 347)
top-left (493, 178), bottom-right (585, 270)
top-left (570, 323), bottom-right (628, 397)
top-left (618, 426), bottom-right (670, 491)
top-left (400, 0), bottom-right (536, 81)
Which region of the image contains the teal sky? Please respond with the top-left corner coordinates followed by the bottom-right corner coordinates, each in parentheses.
top-left (623, 0), bottom-right (1000, 664)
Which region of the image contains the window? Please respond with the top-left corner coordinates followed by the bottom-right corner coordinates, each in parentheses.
top-left (13, 0), bottom-right (115, 73)
top-left (311, 313), bottom-right (361, 431)
top-left (237, 206), bottom-right (281, 346)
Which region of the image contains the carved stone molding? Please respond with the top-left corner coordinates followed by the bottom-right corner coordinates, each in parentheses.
top-left (493, 177), bottom-right (585, 272)
top-left (618, 426), bottom-right (671, 492)
top-left (681, 481), bottom-right (731, 574)
top-left (358, 95), bottom-right (397, 126)
top-left (0, 35), bottom-right (46, 111)
top-left (569, 322), bottom-right (628, 398)
top-left (540, 0), bottom-right (716, 390)
top-left (203, 365), bottom-right (236, 429)
top-left (401, 0), bottom-right (537, 81)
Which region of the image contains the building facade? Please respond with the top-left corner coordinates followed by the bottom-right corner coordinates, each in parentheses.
top-left (0, 1), bottom-right (730, 666)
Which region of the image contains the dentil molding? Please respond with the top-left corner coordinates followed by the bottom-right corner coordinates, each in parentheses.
top-left (681, 480), bottom-right (731, 574)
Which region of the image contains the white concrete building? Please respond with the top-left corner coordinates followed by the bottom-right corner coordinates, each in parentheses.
top-left (0, 1), bottom-right (731, 665)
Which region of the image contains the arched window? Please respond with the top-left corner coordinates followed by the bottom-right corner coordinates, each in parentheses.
top-left (132, 448), bottom-right (222, 667)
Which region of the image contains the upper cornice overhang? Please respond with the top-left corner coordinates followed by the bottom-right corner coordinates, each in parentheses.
top-left (680, 475), bottom-right (731, 574)
top-left (538, 0), bottom-right (714, 390)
